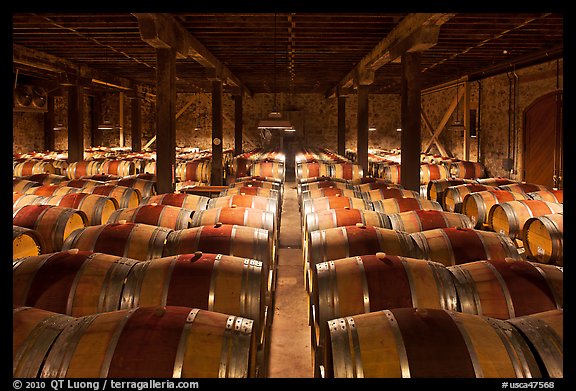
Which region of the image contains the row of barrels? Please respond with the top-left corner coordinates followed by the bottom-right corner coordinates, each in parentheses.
top-left (297, 176), bottom-right (563, 265)
top-left (231, 150), bottom-right (286, 182)
top-left (13, 159), bottom-right (284, 378)
top-left (296, 173), bottom-right (562, 378)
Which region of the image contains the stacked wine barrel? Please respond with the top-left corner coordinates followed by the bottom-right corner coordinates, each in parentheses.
top-left (13, 150), bottom-right (284, 379)
top-left (296, 148), bottom-right (563, 379)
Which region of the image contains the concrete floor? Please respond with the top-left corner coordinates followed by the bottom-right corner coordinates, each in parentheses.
top-left (266, 179), bottom-right (314, 378)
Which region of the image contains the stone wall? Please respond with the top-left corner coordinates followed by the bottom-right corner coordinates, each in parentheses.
top-left (13, 59), bottom-right (562, 181)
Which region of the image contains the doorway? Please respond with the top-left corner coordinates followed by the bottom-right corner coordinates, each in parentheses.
top-left (523, 90), bottom-right (563, 188)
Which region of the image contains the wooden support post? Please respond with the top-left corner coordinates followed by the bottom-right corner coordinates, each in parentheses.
top-left (211, 80), bottom-right (224, 185)
top-left (337, 96), bottom-right (346, 156)
top-left (119, 92), bottom-right (125, 147)
top-left (463, 82), bottom-right (471, 161)
top-left (357, 85), bottom-right (369, 174)
top-left (91, 95), bottom-right (102, 147)
top-left (67, 84), bottom-right (84, 163)
top-left (130, 96), bottom-right (142, 152)
top-left (43, 95), bottom-right (55, 151)
top-left (155, 48), bottom-right (177, 194)
top-left (234, 93), bottom-right (243, 155)
top-left (400, 52), bottom-right (422, 192)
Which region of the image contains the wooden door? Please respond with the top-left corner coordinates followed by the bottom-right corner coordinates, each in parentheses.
top-left (523, 91), bottom-right (563, 188)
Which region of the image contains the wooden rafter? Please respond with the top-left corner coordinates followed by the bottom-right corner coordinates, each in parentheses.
top-left (134, 13), bottom-right (252, 97)
top-left (325, 13), bottom-right (454, 97)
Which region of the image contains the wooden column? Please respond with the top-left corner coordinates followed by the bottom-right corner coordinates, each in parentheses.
top-left (211, 80), bottom-right (224, 185)
top-left (337, 96), bottom-right (346, 156)
top-left (234, 92), bottom-right (243, 155)
top-left (90, 95), bottom-right (102, 147)
top-left (400, 52), bottom-right (422, 192)
top-left (119, 92), bottom-right (125, 147)
top-left (43, 95), bottom-right (55, 151)
top-left (131, 96), bottom-right (142, 152)
top-left (357, 85), bottom-right (369, 174)
top-left (155, 48), bottom-right (177, 194)
top-left (463, 82), bottom-right (471, 161)
top-left (67, 84), bottom-right (84, 162)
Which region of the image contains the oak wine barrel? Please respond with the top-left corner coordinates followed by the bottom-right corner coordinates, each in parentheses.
top-left (302, 195), bottom-right (373, 219)
top-left (65, 160), bottom-right (101, 179)
top-left (13, 225), bottom-right (45, 260)
top-left (296, 162), bottom-right (331, 180)
top-left (442, 183), bottom-right (497, 213)
top-left (110, 177), bottom-right (156, 198)
top-left (311, 254), bottom-right (458, 370)
top-left (25, 185), bottom-right (82, 197)
top-left (249, 161), bottom-right (285, 181)
top-left (220, 186), bottom-right (280, 200)
top-left (82, 184), bottom-right (141, 209)
top-left (528, 189), bottom-right (563, 204)
top-left (301, 188), bottom-right (361, 203)
top-left (13, 193), bottom-right (46, 209)
top-left (122, 253), bottom-right (266, 345)
top-left (448, 259), bottom-right (563, 319)
top-left (13, 307), bottom-right (76, 378)
top-left (13, 205), bottom-right (88, 253)
top-left (420, 163), bottom-right (450, 184)
top-left (191, 206), bottom-right (276, 235)
top-left (449, 161), bottom-right (486, 179)
top-left (498, 183), bottom-right (549, 195)
top-left (387, 209), bottom-right (474, 233)
top-left (371, 197), bottom-right (442, 214)
top-left (61, 178), bottom-right (106, 189)
top-left (508, 309), bottom-right (563, 378)
top-left (522, 213), bottom-right (563, 265)
top-left (107, 204), bottom-right (194, 230)
top-left (99, 159), bottom-right (136, 177)
top-left (208, 194), bottom-right (279, 218)
top-left (13, 178), bottom-right (40, 193)
top-left (22, 173), bottom-right (67, 186)
top-left (488, 199), bottom-right (563, 240)
top-left (163, 224), bottom-right (273, 268)
top-left (461, 189), bottom-right (531, 229)
top-left (176, 160), bottom-right (211, 183)
top-left (426, 178), bottom-right (475, 203)
top-left (475, 177), bottom-right (518, 187)
top-left (42, 193), bottom-right (119, 226)
top-left (330, 162), bottom-right (363, 180)
top-left (13, 250), bottom-right (140, 317)
top-left (61, 222), bottom-right (171, 261)
top-left (362, 188), bottom-right (420, 203)
top-left (308, 225), bottom-right (423, 272)
top-left (410, 228), bottom-right (521, 267)
top-left (324, 308), bottom-right (540, 378)
top-left (141, 193), bottom-right (209, 211)
top-left (14, 160), bottom-right (56, 177)
top-left (39, 306), bottom-right (256, 378)
top-left (305, 208), bottom-right (391, 234)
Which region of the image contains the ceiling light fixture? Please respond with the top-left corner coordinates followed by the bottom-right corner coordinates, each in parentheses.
top-left (257, 13), bottom-right (294, 132)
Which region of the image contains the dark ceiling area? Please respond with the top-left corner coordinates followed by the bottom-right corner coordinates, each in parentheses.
top-left (12, 12), bottom-right (563, 96)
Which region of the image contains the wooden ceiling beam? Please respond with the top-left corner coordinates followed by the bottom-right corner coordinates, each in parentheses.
top-left (134, 13), bottom-right (252, 98)
top-left (325, 13), bottom-right (454, 98)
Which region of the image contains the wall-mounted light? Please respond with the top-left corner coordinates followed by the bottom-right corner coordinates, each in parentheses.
top-left (98, 120), bottom-right (118, 130)
top-left (396, 128), bottom-right (402, 132)
top-left (369, 126), bottom-right (377, 132)
top-left (53, 123), bottom-right (66, 131)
